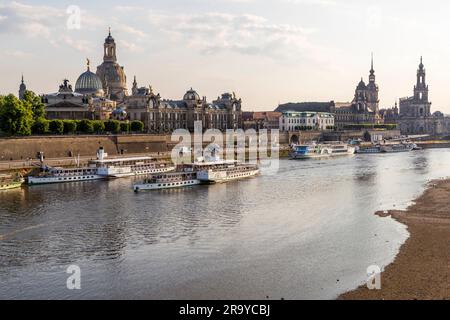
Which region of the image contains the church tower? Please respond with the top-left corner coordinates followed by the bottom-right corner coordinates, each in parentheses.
top-left (366, 53), bottom-right (379, 114)
top-left (103, 28), bottom-right (117, 63)
top-left (414, 57), bottom-right (429, 103)
top-left (132, 76), bottom-right (138, 96)
top-left (96, 29), bottom-right (128, 102)
top-left (19, 74), bottom-right (26, 100)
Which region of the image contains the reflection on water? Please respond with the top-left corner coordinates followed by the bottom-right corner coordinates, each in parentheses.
top-left (1, 149), bottom-right (450, 299)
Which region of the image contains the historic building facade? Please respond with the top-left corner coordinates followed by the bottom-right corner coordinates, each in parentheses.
top-left (333, 55), bottom-right (382, 129)
top-left (279, 111), bottom-right (334, 132)
top-left (35, 30), bottom-right (242, 131)
top-left (275, 56), bottom-right (382, 130)
top-left (121, 77), bottom-right (242, 133)
top-left (398, 58), bottom-right (449, 135)
top-left (42, 61), bottom-right (116, 120)
top-left (379, 103), bottom-right (400, 124)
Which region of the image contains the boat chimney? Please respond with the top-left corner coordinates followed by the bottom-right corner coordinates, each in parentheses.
top-left (97, 147), bottom-right (107, 161)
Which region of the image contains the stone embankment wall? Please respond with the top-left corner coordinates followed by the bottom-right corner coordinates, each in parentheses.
top-left (0, 131), bottom-right (287, 162)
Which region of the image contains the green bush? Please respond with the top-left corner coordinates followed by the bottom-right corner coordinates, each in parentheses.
top-left (120, 122), bottom-right (130, 133)
top-left (49, 120), bottom-right (64, 135)
top-left (32, 118), bottom-right (49, 134)
top-left (130, 120), bottom-right (144, 133)
top-left (63, 120), bottom-right (77, 134)
top-left (92, 120), bottom-right (105, 133)
top-left (104, 120), bottom-right (121, 133)
top-left (78, 119), bottom-right (94, 134)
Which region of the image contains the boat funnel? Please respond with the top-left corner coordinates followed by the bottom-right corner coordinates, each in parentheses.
top-left (96, 147), bottom-right (108, 161)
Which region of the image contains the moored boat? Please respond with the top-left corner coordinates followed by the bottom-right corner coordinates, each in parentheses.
top-left (381, 143), bottom-right (414, 153)
top-left (133, 172), bottom-right (200, 192)
top-left (356, 145), bottom-right (382, 154)
top-left (0, 174), bottom-right (24, 190)
top-left (196, 162), bottom-right (260, 184)
top-left (27, 166), bottom-right (104, 185)
top-left (290, 142), bottom-right (355, 159)
top-left (92, 148), bottom-right (175, 178)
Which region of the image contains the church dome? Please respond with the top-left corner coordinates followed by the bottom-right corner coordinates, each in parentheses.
top-left (357, 78), bottom-right (366, 90)
top-left (183, 88), bottom-right (200, 101)
top-left (105, 29), bottom-right (115, 44)
top-left (75, 68), bottom-right (104, 96)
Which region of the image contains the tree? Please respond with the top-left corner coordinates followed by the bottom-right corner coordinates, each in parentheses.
top-left (49, 120), bottom-right (64, 134)
top-left (92, 120), bottom-right (105, 133)
top-left (63, 120), bottom-right (77, 134)
top-left (78, 119), bottom-right (94, 134)
top-left (32, 118), bottom-right (49, 134)
top-left (22, 90), bottom-right (45, 120)
top-left (104, 120), bottom-right (120, 134)
top-left (120, 122), bottom-right (130, 134)
top-left (130, 120), bottom-right (144, 133)
top-left (0, 94), bottom-right (33, 136)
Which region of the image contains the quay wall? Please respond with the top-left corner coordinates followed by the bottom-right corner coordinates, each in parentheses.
top-left (0, 136), bottom-right (122, 161)
top-left (0, 132), bottom-right (289, 162)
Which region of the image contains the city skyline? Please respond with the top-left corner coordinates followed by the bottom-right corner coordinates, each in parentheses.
top-left (1, 0), bottom-right (450, 112)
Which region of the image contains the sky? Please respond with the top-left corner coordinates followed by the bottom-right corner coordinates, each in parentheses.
top-left (1, 0), bottom-right (450, 112)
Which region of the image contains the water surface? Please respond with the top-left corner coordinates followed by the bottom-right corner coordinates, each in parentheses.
top-left (1, 149), bottom-right (450, 299)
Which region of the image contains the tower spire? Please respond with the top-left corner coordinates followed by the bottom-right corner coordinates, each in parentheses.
top-left (370, 52), bottom-right (374, 75)
top-left (371, 52), bottom-right (374, 70)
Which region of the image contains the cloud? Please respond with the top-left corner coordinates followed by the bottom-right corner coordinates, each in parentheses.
top-left (0, 49), bottom-right (31, 58)
top-left (0, 1), bottom-right (97, 52)
top-left (0, 1), bottom-right (64, 35)
top-left (116, 23), bottom-right (148, 39)
top-left (119, 40), bottom-right (144, 53)
top-left (147, 11), bottom-right (320, 60)
top-left (61, 35), bottom-right (93, 53)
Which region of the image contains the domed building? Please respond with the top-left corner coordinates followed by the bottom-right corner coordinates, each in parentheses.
top-left (183, 88), bottom-right (201, 101)
top-left (75, 60), bottom-right (104, 97)
top-left (42, 60), bottom-right (117, 121)
top-left (96, 29), bottom-right (128, 102)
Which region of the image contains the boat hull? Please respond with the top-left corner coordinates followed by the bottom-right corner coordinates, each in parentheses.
top-left (99, 166), bottom-right (176, 178)
top-left (290, 151), bottom-right (355, 159)
top-left (134, 179), bottom-right (201, 191)
top-left (0, 181), bottom-right (23, 190)
top-left (197, 169), bottom-right (260, 184)
top-left (27, 175), bottom-right (105, 185)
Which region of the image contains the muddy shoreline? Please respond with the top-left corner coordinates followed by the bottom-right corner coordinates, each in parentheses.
top-left (340, 179), bottom-right (450, 300)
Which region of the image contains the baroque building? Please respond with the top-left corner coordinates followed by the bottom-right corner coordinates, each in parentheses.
top-left (275, 55), bottom-right (382, 130)
top-left (121, 77), bottom-right (242, 133)
top-left (398, 57), bottom-right (449, 135)
top-left (31, 30), bottom-right (243, 132)
top-left (42, 61), bottom-right (116, 120)
top-left (333, 55), bottom-right (382, 129)
top-left (96, 29), bottom-right (128, 102)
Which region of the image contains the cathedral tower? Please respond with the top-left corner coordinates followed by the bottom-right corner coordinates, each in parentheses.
top-left (414, 56), bottom-right (429, 104)
top-left (366, 53), bottom-right (379, 114)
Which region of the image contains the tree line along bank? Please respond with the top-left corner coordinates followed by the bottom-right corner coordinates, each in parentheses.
top-left (0, 91), bottom-right (145, 136)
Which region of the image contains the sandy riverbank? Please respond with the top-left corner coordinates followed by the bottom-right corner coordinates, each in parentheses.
top-left (340, 179), bottom-right (450, 300)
